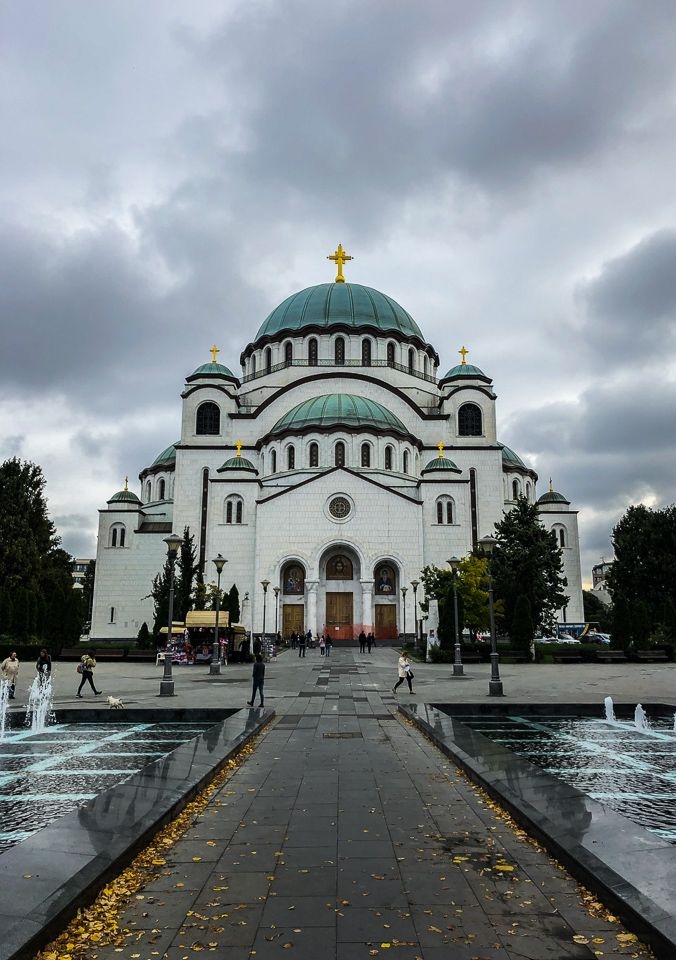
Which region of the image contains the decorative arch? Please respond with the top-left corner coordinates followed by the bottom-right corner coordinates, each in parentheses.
top-left (362, 338), bottom-right (372, 366)
top-left (361, 442), bottom-right (371, 468)
top-left (408, 347), bottom-right (415, 374)
top-left (270, 449), bottom-right (277, 473)
top-left (552, 524), bottom-right (567, 548)
top-left (283, 562), bottom-right (306, 595)
top-left (335, 336), bottom-right (345, 365)
top-left (334, 440), bottom-right (346, 467)
top-left (308, 337), bottom-right (318, 366)
top-left (402, 450), bottom-right (409, 474)
top-left (386, 342), bottom-right (395, 367)
top-left (374, 561), bottom-right (396, 595)
top-left (309, 441), bottom-right (319, 467)
top-left (196, 401), bottom-right (220, 435)
top-left (158, 478), bottom-right (166, 500)
top-left (435, 495), bottom-right (455, 525)
top-left (225, 495), bottom-right (244, 524)
top-left (458, 402), bottom-right (482, 437)
top-left (384, 445), bottom-right (394, 471)
top-left (109, 522), bottom-right (126, 548)
top-left (145, 480), bottom-right (152, 501)
top-left (512, 478), bottom-right (520, 500)
top-left (287, 444), bottom-right (295, 470)
top-left (284, 341), bottom-right (293, 365)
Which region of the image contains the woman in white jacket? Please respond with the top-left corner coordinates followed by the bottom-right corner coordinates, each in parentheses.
top-left (392, 651), bottom-right (414, 695)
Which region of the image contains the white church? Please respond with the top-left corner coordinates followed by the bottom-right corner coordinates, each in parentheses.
top-left (90, 247), bottom-right (583, 642)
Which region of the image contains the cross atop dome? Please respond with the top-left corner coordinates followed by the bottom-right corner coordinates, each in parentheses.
top-left (327, 243), bottom-right (353, 283)
top-left (210, 344), bottom-right (220, 364)
top-left (459, 345), bottom-right (469, 365)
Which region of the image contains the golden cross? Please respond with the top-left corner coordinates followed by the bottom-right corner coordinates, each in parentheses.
top-left (235, 440), bottom-right (242, 458)
top-left (549, 477), bottom-right (553, 493)
top-left (327, 243), bottom-right (353, 283)
top-left (210, 344), bottom-right (219, 364)
top-left (459, 345), bottom-right (469, 365)
top-left (124, 476), bottom-right (129, 491)
top-left (437, 441), bottom-right (444, 458)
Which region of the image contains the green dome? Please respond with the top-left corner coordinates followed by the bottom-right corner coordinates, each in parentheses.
top-left (109, 489), bottom-right (141, 504)
top-left (440, 363), bottom-right (489, 381)
top-left (269, 394), bottom-right (407, 437)
top-left (422, 456), bottom-right (461, 474)
top-left (500, 444), bottom-right (527, 469)
top-left (189, 362), bottom-right (235, 379)
top-left (538, 489), bottom-right (570, 505)
top-left (218, 456), bottom-right (257, 472)
top-left (151, 443), bottom-right (178, 467)
top-left (254, 283), bottom-right (424, 342)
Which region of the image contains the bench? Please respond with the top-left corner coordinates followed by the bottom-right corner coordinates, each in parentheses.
top-left (595, 650), bottom-right (627, 663)
top-left (125, 650), bottom-right (157, 662)
top-left (635, 650), bottom-right (668, 662)
top-left (460, 653), bottom-right (482, 663)
top-left (553, 654), bottom-right (583, 663)
top-left (91, 649), bottom-right (125, 661)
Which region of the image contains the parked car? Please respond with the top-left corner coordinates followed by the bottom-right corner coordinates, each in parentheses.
top-left (557, 634), bottom-right (581, 644)
top-left (588, 632), bottom-right (612, 644)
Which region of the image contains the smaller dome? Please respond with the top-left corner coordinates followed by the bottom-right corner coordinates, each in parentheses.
top-left (189, 362), bottom-right (235, 379)
top-left (538, 490), bottom-right (570, 505)
top-left (421, 456), bottom-right (461, 474)
top-left (108, 489), bottom-right (141, 504)
top-left (269, 394), bottom-right (407, 437)
top-left (441, 363), bottom-right (487, 380)
top-left (151, 442), bottom-right (179, 467)
top-left (500, 444), bottom-right (527, 469)
top-left (218, 456), bottom-right (257, 473)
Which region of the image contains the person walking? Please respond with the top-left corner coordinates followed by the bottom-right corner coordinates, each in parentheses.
top-left (36, 648), bottom-right (52, 682)
top-left (247, 654), bottom-right (265, 707)
top-left (1, 651), bottom-right (19, 699)
top-left (325, 634), bottom-right (332, 657)
top-left (319, 635), bottom-right (326, 656)
top-left (366, 632), bottom-right (373, 654)
top-left (290, 632), bottom-right (297, 650)
top-left (298, 631), bottom-right (306, 657)
top-left (392, 651), bottom-right (414, 695)
top-left (358, 630), bottom-right (366, 653)
top-left (77, 653), bottom-right (102, 697)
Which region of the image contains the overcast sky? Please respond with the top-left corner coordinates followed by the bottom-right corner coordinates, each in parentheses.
top-left (2, 0), bottom-right (676, 587)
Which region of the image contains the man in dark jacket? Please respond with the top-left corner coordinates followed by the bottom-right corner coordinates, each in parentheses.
top-left (247, 655), bottom-right (265, 707)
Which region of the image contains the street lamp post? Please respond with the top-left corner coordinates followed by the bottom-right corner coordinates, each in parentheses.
top-left (274, 586), bottom-right (280, 639)
top-left (478, 535), bottom-right (503, 697)
top-left (160, 533), bottom-right (183, 697)
top-left (411, 580), bottom-right (419, 647)
top-left (448, 557), bottom-right (463, 676)
top-left (210, 554), bottom-right (227, 676)
top-left (401, 586), bottom-right (408, 644)
top-left (261, 580), bottom-right (270, 656)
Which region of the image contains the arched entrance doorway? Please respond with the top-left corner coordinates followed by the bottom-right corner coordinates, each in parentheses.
top-left (374, 560), bottom-right (399, 640)
top-left (281, 561), bottom-right (306, 638)
top-left (319, 546), bottom-right (361, 641)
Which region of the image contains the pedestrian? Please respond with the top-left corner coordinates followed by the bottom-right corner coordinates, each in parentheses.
top-left (358, 630), bottom-right (366, 653)
top-left (77, 653), bottom-right (102, 697)
top-left (253, 635), bottom-right (262, 657)
top-left (291, 632), bottom-right (297, 650)
top-left (247, 654), bottom-right (265, 707)
top-left (319, 635), bottom-right (325, 656)
top-left (367, 632), bottom-right (373, 654)
top-left (392, 651), bottom-right (414, 695)
top-left (298, 632), bottom-right (306, 657)
top-left (36, 648), bottom-right (52, 682)
top-left (325, 634), bottom-right (332, 657)
top-left (1, 651), bottom-right (19, 699)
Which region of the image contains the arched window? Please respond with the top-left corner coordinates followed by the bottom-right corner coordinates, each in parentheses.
top-left (145, 481), bottom-right (151, 501)
top-left (435, 497), bottom-right (454, 524)
top-left (512, 479), bottom-right (519, 500)
top-left (120, 527), bottom-right (126, 547)
top-left (284, 342), bottom-right (293, 366)
top-left (251, 354), bottom-right (257, 376)
top-left (287, 445), bottom-right (295, 470)
top-left (196, 401), bottom-right (220, 435)
top-left (309, 442), bottom-right (319, 467)
top-left (403, 451), bottom-right (409, 474)
top-left (361, 442), bottom-right (371, 468)
top-left (408, 348), bottom-right (415, 374)
top-left (158, 478), bottom-right (166, 500)
top-left (225, 496), bottom-right (244, 524)
top-left (271, 449), bottom-right (277, 473)
top-left (283, 563), bottom-right (305, 594)
top-left (362, 339), bottom-right (372, 366)
top-left (226, 501), bottom-right (232, 524)
top-left (554, 525), bottom-right (567, 548)
top-left (308, 338), bottom-right (318, 366)
top-left (385, 446), bottom-right (393, 470)
top-left (386, 342), bottom-right (395, 367)
top-left (458, 402), bottom-right (482, 437)
top-left (236, 499), bottom-right (243, 524)
top-left (110, 523), bottom-right (126, 547)
top-left (423, 356), bottom-right (429, 377)
top-left (335, 336), bottom-right (345, 365)
top-left (265, 347), bottom-right (272, 374)
top-left (525, 482), bottom-right (531, 501)
top-left (335, 441), bottom-right (346, 467)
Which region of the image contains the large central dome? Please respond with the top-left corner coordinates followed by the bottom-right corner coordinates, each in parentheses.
top-left (269, 394), bottom-right (407, 437)
top-left (254, 282), bottom-right (424, 342)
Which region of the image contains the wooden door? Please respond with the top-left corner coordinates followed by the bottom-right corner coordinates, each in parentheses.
top-left (325, 592), bottom-right (353, 639)
top-left (283, 604), bottom-right (305, 637)
top-left (375, 604), bottom-right (397, 640)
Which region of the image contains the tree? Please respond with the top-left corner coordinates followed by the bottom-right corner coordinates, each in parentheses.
top-left (489, 497), bottom-right (568, 635)
top-left (137, 622), bottom-right (151, 648)
top-left (607, 504), bottom-right (676, 645)
top-left (81, 560), bottom-right (96, 629)
top-left (419, 566), bottom-right (456, 648)
top-left (174, 527), bottom-right (198, 621)
top-left (456, 555), bottom-right (492, 639)
top-left (420, 559), bottom-right (494, 647)
top-left (583, 590), bottom-right (612, 633)
top-left (228, 584), bottom-right (240, 624)
top-left (151, 556), bottom-right (173, 638)
top-left (511, 595), bottom-right (534, 654)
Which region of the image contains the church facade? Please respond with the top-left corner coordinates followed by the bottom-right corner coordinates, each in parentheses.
top-left (90, 251), bottom-right (583, 641)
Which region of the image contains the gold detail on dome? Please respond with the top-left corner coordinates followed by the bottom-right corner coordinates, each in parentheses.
top-left (327, 243), bottom-right (353, 283)
top-left (459, 345), bottom-right (469, 365)
top-left (438, 441), bottom-right (444, 458)
top-left (549, 477), bottom-right (554, 493)
top-left (210, 344), bottom-right (220, 364)
top-left (124, 476), bottom-right (129, 491)
top-left (235, 440), bottom-right (242, 458)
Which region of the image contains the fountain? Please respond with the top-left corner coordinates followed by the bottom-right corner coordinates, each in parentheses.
top-left (25, 675), bottom-right (55, 732)
top-left (634, 703), bottom-right (649, 730)
top-left (604, 695), bottom-right (616, 722)
top-left (0, 679), bottom-right (10, 739)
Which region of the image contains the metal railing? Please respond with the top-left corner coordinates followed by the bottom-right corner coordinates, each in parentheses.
top-left (241, 358), bottom-right (439, 386)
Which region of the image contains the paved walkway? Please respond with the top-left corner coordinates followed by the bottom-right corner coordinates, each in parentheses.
top-left (79, 649), bottom-right (657, 960)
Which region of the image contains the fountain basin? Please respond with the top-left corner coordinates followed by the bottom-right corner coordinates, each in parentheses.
top-left (403, 702), bottom-right (676, 960)
top-left (0, 707), bottom-right (273, 960)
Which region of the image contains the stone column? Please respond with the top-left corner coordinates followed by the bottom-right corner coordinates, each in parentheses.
top-left (360, 579), bottom-right (374, 633)
top-left (306, 580), bottom-right (319, 636)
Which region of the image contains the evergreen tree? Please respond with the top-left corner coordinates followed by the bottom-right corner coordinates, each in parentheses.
top-left (151, 557), bottom-right (172, 638)
top-left (582, 590), bottom-right (612, 633)
top-left (174, 527), bottom-right (198, 621)
top-left (489, 497), bottom-right (568, 635)
top-left (81, 560), bottom-right (96, 629)
top-left (137, 622), bottom-right (151, 648)
top-left (456, 555), bottom-right (492, 639)
top-left (228, 584), bottom-right (240, 624)
top-left (511, 594), bottom-right (534, 653)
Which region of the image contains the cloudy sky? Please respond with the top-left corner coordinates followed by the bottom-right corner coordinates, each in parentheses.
top-left (2, 0), bottom-right (676, 586)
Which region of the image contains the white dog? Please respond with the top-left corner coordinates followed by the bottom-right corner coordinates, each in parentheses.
top-left (106, 696), bottom-right (125, 710)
